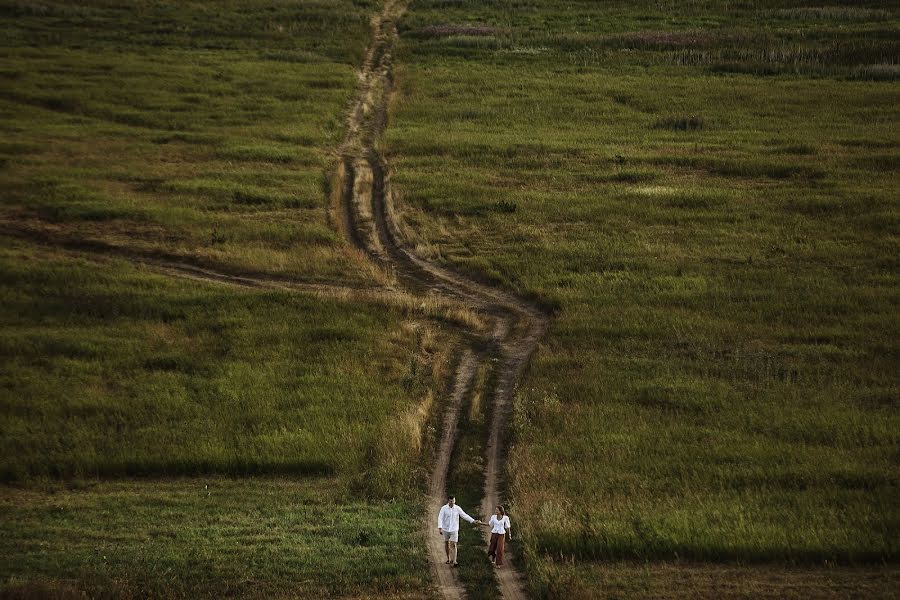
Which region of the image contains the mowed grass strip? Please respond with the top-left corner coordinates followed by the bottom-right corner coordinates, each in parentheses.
top-left (387, 0), bottom-right (900, 593)
top-left (0, 0), bottom-right (377, 282)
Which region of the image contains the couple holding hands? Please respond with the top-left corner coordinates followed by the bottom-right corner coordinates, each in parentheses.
top-left (437, 495), bottom-right (512, 568)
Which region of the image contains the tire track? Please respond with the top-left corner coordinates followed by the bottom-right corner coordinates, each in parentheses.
top-left (0, 224), bottom-right (489, 335)
top-left (340, 2), bottom-right (549, 598)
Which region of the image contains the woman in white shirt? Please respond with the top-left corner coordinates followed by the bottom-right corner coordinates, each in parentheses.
top-left (485, 505), bottom-right (511, 567)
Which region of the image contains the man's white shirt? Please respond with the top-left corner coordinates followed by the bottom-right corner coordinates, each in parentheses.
top-left (437, 503), bottom-right (475, 532)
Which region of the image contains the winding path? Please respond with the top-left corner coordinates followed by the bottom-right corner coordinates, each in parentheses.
top-left (339, 2), bottom-right (548, 598)
top-left (2, 2), bottom-right (548, 598)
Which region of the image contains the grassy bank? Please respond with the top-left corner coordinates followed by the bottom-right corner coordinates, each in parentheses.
top-left (387, 0), bottom-right (899, 594)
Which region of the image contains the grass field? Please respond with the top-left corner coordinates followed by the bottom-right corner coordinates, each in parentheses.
top-left (0, 240), bottom-right (448, 492)
top-left (3, 0), bottom-right (899, 597)
top-left (0, 1), bottom-right (456, 597)
top-left (387, 0), bottom-right (899, 596)
top-left (0, 0), bottom-right (381, 283)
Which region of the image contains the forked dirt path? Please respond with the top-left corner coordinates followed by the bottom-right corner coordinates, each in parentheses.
top-left (339, 2), bottom-right (548, 598)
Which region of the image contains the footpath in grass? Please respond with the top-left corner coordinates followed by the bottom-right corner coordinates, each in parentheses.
top-left (444, 362), bottom-right (499, 599)
top-left (388, 0), bottom-right (899, 596)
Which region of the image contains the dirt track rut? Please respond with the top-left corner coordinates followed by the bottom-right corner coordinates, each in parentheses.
top-left (340, 2), bottom-right (548, 598)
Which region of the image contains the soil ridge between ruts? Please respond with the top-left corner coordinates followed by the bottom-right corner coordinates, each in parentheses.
top-left (339, 2), bottom-right (549, 599)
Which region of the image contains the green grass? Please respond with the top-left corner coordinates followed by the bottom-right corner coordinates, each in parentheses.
top-left (0, 239), bottom-right (446, 494)
top-left (0, 0), bottom-right (378, 283)
top-left (386, 0), bottom-right (900, 595)
top-left (0, 478), bottom-right (428, 599)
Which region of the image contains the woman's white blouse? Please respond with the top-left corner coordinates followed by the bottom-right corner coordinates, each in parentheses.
top-left (489, 515), bottom-right (511, 534)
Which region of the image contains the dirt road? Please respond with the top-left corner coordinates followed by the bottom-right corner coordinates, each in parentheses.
top-left (339, 2), bottom-right (548, 598)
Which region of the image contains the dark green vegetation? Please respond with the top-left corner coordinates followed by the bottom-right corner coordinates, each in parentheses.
top-left (531, 562), bottom-right (900, 599)
top-left (388, 0), bottom-right (899, 596)
top-left (0, 1), bottom-right (450, 597)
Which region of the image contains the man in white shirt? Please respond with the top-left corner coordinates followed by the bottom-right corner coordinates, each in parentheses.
top-left (437, 495), bottom-right (481, 567)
